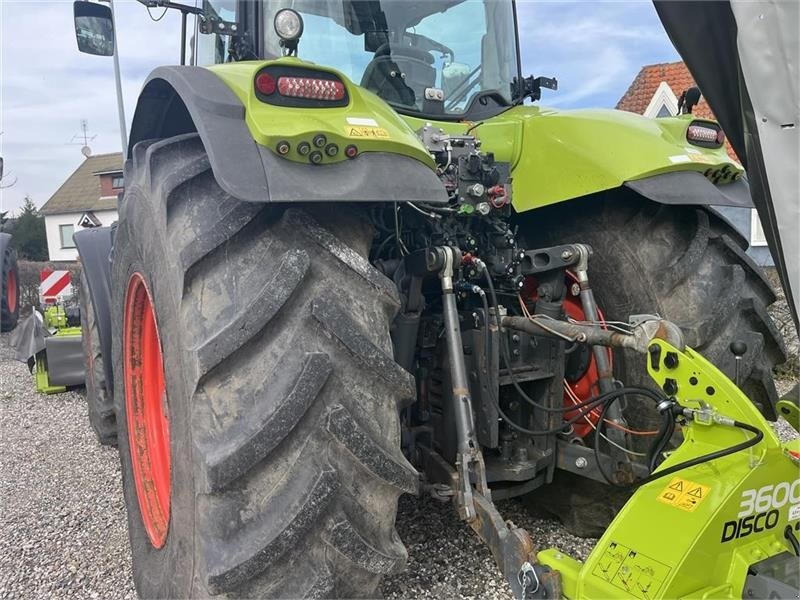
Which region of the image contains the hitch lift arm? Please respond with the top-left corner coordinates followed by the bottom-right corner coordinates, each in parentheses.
top-left (427, 246), bottom-right (560, 599)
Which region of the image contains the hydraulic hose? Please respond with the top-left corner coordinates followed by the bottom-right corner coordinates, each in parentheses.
top-left (633, 421), bottom-right (763, 487)
top-left (480, 258), bottom-right (765, 485)
top-left (647, 408), bottom-right (676, 473)
top-left (482, 263), bottom-right (620, 413)
top-left (594, 394), bottom-right (765, 487)
top-left (785, 525), bottom-right (800, 556)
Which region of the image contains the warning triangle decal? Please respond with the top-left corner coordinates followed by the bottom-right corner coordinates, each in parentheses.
top-left (688, 486), bottom-right (703, 498)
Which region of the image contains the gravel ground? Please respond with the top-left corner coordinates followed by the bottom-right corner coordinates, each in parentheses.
top-left (0, 330), bottom-right (796, 599)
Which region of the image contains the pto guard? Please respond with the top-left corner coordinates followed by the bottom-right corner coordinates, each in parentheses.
top-left (538, 340), bottom-right (799, 598)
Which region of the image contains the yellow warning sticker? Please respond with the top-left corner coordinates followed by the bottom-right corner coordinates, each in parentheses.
top-left (593, 541), bottom-right (671, 599)
top-left (688, 153), bottom-right (713, 164)
top-left (657, 477), bottom-right (710, 512)
top-left (345, 126), bottom-right (390, 139)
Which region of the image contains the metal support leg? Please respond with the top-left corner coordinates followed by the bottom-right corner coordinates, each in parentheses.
top-left (432, 246), bottom-right (559, 598)
top-left (438, 247), bottom-right (489, 520)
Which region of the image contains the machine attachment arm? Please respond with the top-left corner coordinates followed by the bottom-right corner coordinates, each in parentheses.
top-left (538, 339), bottom-right (794, 599)
top-left (501, 314), bottom-right (684, 354)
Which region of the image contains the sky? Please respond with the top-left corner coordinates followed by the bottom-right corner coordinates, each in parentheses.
top-left (0, 0), bottom-right (680, 215)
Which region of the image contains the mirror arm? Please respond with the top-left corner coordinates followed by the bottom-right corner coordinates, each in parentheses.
top-left (511, 75), bottom-right (558, 103)
top-left (135, 0), bottom-right (203, 17)
top-left (134, 0), bottom-right (203, 65)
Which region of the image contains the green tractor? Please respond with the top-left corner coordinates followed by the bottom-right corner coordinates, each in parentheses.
top-left (73, 1), bottom-right (798, 598)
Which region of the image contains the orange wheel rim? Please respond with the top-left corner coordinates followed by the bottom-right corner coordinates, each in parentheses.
top-left (6, 269), bottom-right (17, 314)
top-left (123, 273), bottom-right (170, 548)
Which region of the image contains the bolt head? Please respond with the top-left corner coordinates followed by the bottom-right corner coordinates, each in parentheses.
top-left (469, 183), bottom-right (486, 197)
top-left (561, 249), bottom-right (573, 260)
top-left (575, 457), bottom-right (588, 469)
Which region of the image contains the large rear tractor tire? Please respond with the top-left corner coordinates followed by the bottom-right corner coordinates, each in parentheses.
top-left (80, 271), bottom-right (117, 446)
top-left (112, 133), bottom-right (417, 599)
top-left (1, 240), bottom-right (19, 332)
top-left (518, 190), bottom-right (786, 537)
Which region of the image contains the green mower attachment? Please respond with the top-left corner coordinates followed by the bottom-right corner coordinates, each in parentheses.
top-left (539, 340), bottom-right (800, 599)
top-left (10, 305), bottom-right (84, 395)
top-left (34, 306), bottom-right (83, 395)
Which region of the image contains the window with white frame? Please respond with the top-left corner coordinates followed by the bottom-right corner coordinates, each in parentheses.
top-left (644, 81), bottom-right (679, 119)
top-left (59, 224), bottom-right (76, 249)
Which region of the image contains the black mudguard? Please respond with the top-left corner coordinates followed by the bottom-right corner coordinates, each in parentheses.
top-left (74, 226), bottom-right (115, 394)
top-left (625, 171), bottom-right (753, 209)
top-left (128, 66), bottom-right (447, 204)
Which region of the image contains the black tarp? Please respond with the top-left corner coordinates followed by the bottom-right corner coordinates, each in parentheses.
top-left (654, 0), bottom-right (798, 332)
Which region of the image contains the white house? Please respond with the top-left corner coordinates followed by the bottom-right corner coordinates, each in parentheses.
top-left (39, 152), bottom-right (123, 262)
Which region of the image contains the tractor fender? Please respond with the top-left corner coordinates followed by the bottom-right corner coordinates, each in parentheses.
top-left (478, 105), bottom-right (751, 213)
top-left (128, 66), bottom-right (447, 204)
top-left (622, 170), bottom-right (753, 209)
top-left (74, 226), bottom-right (114, 394)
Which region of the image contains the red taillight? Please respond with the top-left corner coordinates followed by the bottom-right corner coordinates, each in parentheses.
top-left (277, 77), bottom-right (345, 101)
top-left (255, 72), bottom-right (276, 95)
top-left (687, 123), bottom-right (723, 147)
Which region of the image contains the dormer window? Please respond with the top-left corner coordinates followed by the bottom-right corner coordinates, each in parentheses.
top-left (655, 104), bottom-right (673, 118)
top-left (644, 81), bottom-right (679, 119)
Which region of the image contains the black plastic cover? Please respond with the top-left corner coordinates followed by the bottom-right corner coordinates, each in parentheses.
top-left (45, 335), bottom-right (85, 387)
top-left (74, 227), bottom-right (114, 393)
top-left (653, 0), bottom-right (797, 330)
top-left (624, 171), bottom-right (753, 209)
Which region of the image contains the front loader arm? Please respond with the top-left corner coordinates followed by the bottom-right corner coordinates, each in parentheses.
top-left (539, 340), bottom-right (799, 598)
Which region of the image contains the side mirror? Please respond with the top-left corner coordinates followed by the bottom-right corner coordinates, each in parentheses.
top-left (442, 62), bottom-right (472, 98)
top-left (73, 1), bottom-right (115, 56)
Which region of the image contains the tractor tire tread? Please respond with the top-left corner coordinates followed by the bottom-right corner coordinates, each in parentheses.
top-left (116, 133), bottom-right (413, 599)
top-left (80, 271), bottom-right (116, 445)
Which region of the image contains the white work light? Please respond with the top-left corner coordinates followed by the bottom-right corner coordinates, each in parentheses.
top-left (274, 8), bottom-right (303, 41)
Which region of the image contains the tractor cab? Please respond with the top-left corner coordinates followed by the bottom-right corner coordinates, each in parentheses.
top-left (199, 0), bottom-right (524, 120)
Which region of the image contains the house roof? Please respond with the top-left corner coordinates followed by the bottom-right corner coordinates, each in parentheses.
top-left (616, 61), bottom-right (737, 159)
top-left (39, 152), bottom-right (123, 215)
top-left (616, 61), bottom-right (715, 120)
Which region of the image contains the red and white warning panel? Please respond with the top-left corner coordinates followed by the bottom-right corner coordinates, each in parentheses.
top-left (39, 269), bottom-right (73, 304)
